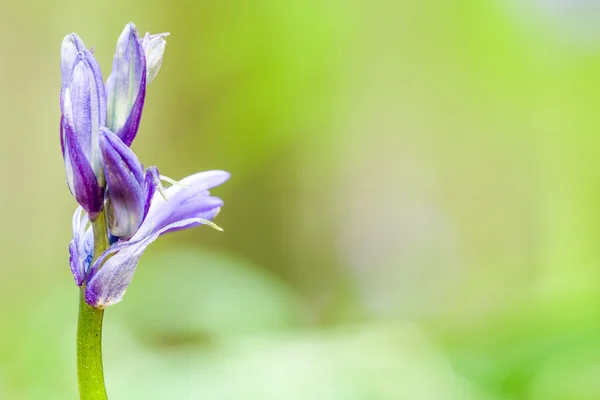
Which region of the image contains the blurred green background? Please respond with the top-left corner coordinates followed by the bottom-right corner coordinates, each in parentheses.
top-left (0, 0), bottom-right (599, 398)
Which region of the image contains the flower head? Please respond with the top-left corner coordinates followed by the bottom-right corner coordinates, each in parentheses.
top-left (62, 23), bottom-right (228, 309)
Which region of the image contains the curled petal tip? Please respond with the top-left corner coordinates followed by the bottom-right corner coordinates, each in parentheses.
top-left (133, 170), bottom-right (228, 239)
top-left (142, 31), bottom-right (168, 84)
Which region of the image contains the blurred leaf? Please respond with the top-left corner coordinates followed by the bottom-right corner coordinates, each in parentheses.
top-left (530, 343), bottom-right (600, 400)
top-left (112, 248), bottom-right (306, 344)
top-left (106, 321), bottom-right (488, 400)
top-left (0, 283), bottom-right (78, 399)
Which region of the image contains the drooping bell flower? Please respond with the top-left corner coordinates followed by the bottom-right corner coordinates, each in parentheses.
top-left (60, 33), bottom-right (107, 220)
top-left (105, 23), bottom-right (147, 147)
top-left (99, 127), bottom-right (160, 240)
top-left (69, 170), bottom-right (230, 308)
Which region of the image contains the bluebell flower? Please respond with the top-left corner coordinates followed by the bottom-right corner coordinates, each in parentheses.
top-left (60, 33), bottom-right (107, 219)
top-left (63, 22), bottom-right (228, 309)
top-left (64, 24), bottom-right (227, 399)
top-left (69, 170), bottom-right (230, 308)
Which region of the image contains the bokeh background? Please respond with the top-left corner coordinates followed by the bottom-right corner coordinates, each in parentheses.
top-left (0, 0), bottom-right (599, 398)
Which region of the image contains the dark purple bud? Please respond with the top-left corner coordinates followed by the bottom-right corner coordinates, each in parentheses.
top-left (60, 34), bottom-right (107, 219)
top-left (105, 23), bottom-right (146, 147)
top-left (61, 35), bottom-right (107, 173)
top-left (100, 128), bottom-right (156, 240)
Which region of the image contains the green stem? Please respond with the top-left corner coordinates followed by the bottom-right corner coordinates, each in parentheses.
top-left (77, 211), bottom-right (109, 400)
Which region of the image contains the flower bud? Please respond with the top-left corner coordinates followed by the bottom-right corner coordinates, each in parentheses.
top-left (60, 34), bottom-right (107, 219)
top-left (100, 127), bottom-right (157, 240)
top-left (106, 23), bottom-right (146, 147)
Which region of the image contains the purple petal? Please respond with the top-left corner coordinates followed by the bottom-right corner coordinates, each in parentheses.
top-left (69, 207), bottom-right (93, 286)
top-left (62, 49), bottom-right (107, 181)
top-left (68, 61), bottom-right (95, 158)
top-left (64, 118), bottom-right (104, 219)
top-left (85, 218), bottom-right (211, 308)
top-left (60, 115), bottom-right (65, 158)
top-left (142, 166), bottom-right (160, 221)
top-left (132, 170), bottom-right (230, 239)
top-left (100, 128), bottom-right (146, 239)
top-left (60, 33), bottom-right (86, 111)
top-left (106, 22), bottom-right (147, 146)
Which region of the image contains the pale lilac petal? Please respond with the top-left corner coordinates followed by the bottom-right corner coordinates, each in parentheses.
top-left (69, 207), bottom-right (93, 286)
top-left (68, 61), bottom-right (95, 158)
top-left (60, 33), bottom-right (86, 110)
top-left (132, 170), bottom-right (230, 239)
top-left (85, 218), bottom-right (211, 308)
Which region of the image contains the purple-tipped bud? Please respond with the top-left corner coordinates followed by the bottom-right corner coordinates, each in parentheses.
top-left (141, 32), bottom-right (169, 84)
top-left (100, 128), bottom-right (157, 240)
top-left (60, 34), bottom-right (107, 219)
top-left (106, 23), bottom-right (147, 147)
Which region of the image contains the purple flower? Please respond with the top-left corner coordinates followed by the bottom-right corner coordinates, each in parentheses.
top-left (69, 170), bottom-right (230, 308)
top-left (60, 34), bottom-right (107, 220)
top-left (62, 23), bottom-right (228, 308)
top-left (99, 127), bottom-right (160, 240)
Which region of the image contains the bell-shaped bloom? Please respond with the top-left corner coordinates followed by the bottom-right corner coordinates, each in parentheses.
top-left (60, 34), bottom-right (107, 220)
top-left (142, 32), bottom-right (169, 84)
top-left (69, 170), bottom-right (230, 308)
top-left (105, 23), bottom-right (147, 147)
top-left (99, 128), bottom-right (159, 240)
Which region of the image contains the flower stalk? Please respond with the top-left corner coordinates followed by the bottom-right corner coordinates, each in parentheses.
top-left (76, 211), bottom-right (109, 400)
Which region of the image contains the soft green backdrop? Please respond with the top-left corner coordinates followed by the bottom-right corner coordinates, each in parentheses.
top-left (0, 0), bottom-right (598, 399)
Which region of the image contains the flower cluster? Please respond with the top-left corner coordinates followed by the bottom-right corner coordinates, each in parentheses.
top-left (62, 23), bottom-right (229, 309)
